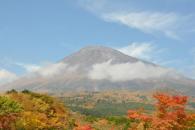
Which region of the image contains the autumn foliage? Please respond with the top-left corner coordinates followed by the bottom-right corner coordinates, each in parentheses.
top-left (74, 124), bottom-right (93, 130)
top-left (0, 90), bottom-right (194, 130)
top-left (128, 93), bottom-right (195, 130)
top-left (0, 90), bottom-right (75, 130)
top-left (0, 96), bottom-right (22, 129)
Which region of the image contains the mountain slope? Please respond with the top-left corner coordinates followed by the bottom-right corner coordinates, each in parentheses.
top-left (1, 46), bottom-right (195, 95)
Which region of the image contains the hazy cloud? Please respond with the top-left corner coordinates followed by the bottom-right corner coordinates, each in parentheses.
top-left (116, 43), bottom-right (171, 66)
top-left (31, 62), bottom-right (78, 78)
top-left (117, 43), bottom-right (155, 61)
top-left (187, 48), bottom-right (195, 79)
top-left (15, 63), bottom-right (41, 73)
top-left (1, 60), bottom-right (79, 79)
top-left (103, 12), bottom-right (182, 39)
top-left (78, 0), bottom-right (108, 13)
top-left (0, 69), bottom-right (17, 84)
top-left (78, 0), bottom-right (194, 39)
top-left (191, 68), bottom-right (195, 79)
top-left (88, 60), bottom-right (173, 82)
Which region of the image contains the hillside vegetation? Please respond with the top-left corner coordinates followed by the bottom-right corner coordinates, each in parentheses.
top-left (0, 90), bottom-right (131, 130)
top-left (0, 90), bottom-right (76, 129)
top-left (60, 90), bottom-right (195, 117)
top-left (0, 90), bottom-right (195, 130)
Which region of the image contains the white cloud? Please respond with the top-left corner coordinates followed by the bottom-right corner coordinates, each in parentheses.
top-left (78, 0), bottom-right (193, 39)
top-left (3, 60), bottom-right (78, 79)
top-left (0, 69), bottom-right (17, 84)
top-left (88, 60), bottom-right (174, 82)
top-left (34, 63), bottom-right (67, 77)
top-left (117, 43), bottom-right (154, 61)
top-left (103, 12), bottom-right (182, 39)
top-left (116, 43), bottom-right (171, 66)
top-left (15, 63), bottom-right (41, 72)
top-left (31, 62), bottom-right (78, 78)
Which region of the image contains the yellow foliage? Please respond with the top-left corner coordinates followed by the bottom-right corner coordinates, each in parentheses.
top-left (6, 91), bottom-right (74, 130)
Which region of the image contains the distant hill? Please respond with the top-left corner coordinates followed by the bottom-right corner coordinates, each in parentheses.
top-left (1, 46), bottom-right (195, 95)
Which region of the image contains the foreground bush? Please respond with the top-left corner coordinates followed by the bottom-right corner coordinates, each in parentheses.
top-left (1, 90), bottom-right (75, 130)
top-left (0, 96), bottom-right (22, 129)
top-left (128, 93), bottom-right (195, 130)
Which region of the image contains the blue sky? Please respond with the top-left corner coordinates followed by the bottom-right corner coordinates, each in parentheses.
top-left (0, 0), bottom-right (195, 82)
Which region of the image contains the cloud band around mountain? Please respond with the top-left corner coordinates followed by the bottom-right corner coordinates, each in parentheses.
top-left (0, 69), bottom-right (17, 84)
top-left (88, 60), bottom-right (174, 82)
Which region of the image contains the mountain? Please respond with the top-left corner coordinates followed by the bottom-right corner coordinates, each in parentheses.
top-left (1, 46), bottom-right (195, 95)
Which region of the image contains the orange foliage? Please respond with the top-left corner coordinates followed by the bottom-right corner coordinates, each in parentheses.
top-left (128, 110), bottom-right (151, 122)
top-left (7, 91), bottom-right (72, 129)
top-left (128, 93), bottom-right (195, 130)
top-left (0, 114), bottom-right (18, 130)
top-left (74, 124), bottom-right (93, 130)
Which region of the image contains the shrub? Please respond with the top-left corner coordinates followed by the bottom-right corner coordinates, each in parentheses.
top-left (0, 96), bottom-right (22, 129)
top-left (127, 93), bottom-right (195, 130)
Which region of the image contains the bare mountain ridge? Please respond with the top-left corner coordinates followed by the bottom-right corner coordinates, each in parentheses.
top-left (1, 46), bottom-right (195, 95)
top-left (62, 46), bottom-right (157, 67)
top-left (62, 46), bottom-right (139, 65)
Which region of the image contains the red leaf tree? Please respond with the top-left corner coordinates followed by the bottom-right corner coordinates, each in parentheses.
top-left (128, 93), bottom-right (195, 130)
top-left (74, 124), bottom-right (93, 130)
